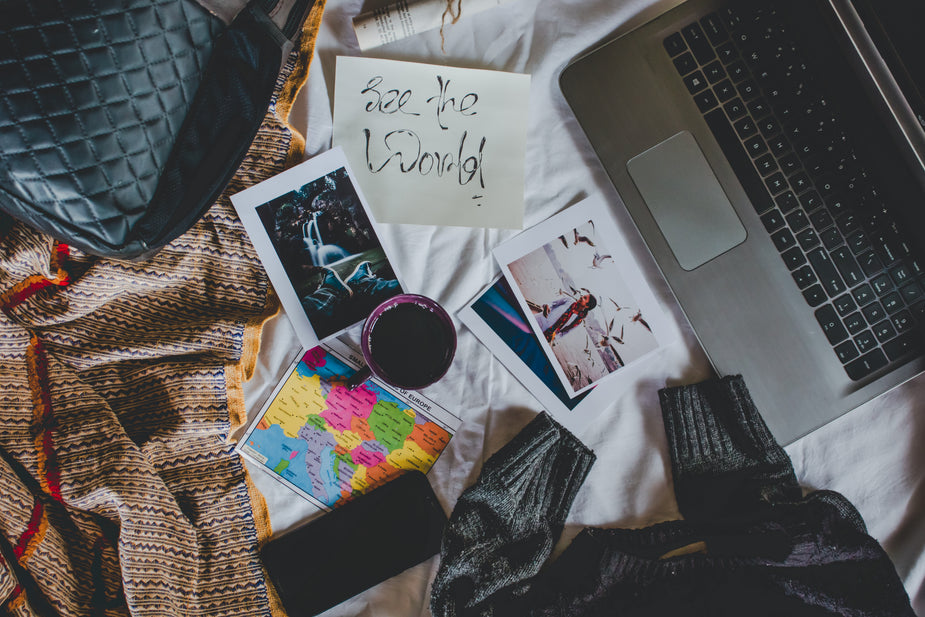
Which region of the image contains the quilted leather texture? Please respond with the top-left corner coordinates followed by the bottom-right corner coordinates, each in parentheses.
top-left (0, 0), bottom-right (224, 250)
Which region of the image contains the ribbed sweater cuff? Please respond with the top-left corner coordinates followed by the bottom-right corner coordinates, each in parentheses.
top-left (479, 411), bottom-right (596, 525)
top-left (658, 375), bottom-right (800, 518)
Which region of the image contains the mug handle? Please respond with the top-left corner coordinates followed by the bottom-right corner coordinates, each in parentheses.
top-left (346, 365), bottom-right (372, 390)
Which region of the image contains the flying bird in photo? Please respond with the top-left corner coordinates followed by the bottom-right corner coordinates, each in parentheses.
top-left (631, 310), bottom-right (652, 333)
top-left (599, 323), bottom-right (624, 348)
top-left (591, 252), bottom-right (613, 268)
top-left (573, 228), bottom-right (595, 247)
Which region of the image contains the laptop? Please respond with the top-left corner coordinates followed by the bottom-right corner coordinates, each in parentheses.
top-left (560, 0), bottom-right (925, 444)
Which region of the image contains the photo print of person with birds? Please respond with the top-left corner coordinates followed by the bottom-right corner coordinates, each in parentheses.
top-left (495, 196), bottom-right (672, 398)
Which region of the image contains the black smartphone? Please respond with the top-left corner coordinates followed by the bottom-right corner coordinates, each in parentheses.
top-left (260, 470), bottom-right (447, 617)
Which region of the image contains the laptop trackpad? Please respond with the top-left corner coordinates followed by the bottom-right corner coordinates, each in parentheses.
top-left (627, 131), bottom-right (746, 271)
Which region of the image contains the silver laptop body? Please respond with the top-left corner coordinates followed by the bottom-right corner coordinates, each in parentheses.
top-left (561, 0), bottom-right (925, 444)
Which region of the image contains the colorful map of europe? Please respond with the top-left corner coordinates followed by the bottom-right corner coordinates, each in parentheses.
top-left (242, 346), bottom-right (452, 508)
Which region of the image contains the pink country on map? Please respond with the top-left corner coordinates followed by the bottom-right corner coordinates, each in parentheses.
top-left (320, 384), bottom-right (378, 431)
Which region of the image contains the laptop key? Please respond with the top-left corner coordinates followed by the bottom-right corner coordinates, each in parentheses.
top-left (683, 71), bottom-right (709, 94)
top-left (858, 251), bottom-right (883, 277)
top-left (754, 152), bottom-right (777, 175)
top-left (833, 293), bottom-right (857, 316)
top-left (844, 349), bottom-right (888, 380)
top-left (796, 228), bottom-right (819, 251)
top-left (872, 233), bottom-right (900, 266)
top-left (758, 117), bottom-right (780, 139)
top-left (778, 152), bottom-right (800, 175)
top-left (747, 98), bottom-right (770, 119)
top-left (771, 228), bottom-right (796, 251)
top-left (682, 23), bottom-right (716, 64)
top-left (724, 98), bottom-right (748, 121)
top-left (715, 79), bottom-right (736, 102)
top-left (789, 172), bottom-right (811, 193)
top-left (854, 330), bottom-right (877, 353)
top-left (803, 284), bottom-right (827, 306)
top-left (835, 212), bottom-right (858, 235)
top-left (799, 189), bottom-right (823, 211)
top-left (701, 13), bottom-right (729, 45)
top-left (820, 227), bottom-right (842, 251)
top-left (775, 190), bottom-right (799, 213)
top-left (871, 273), bottom-right (893, 296)
top-left (693, 90), bottom-right (719, 112)
top-left (882, 292), bottom-right (903, 314)
top-left (761, 209), bottom-right (784, 232)
top-left (830, 246), bottom-right (864, 287)
top-left (901, 282), bottom-right (923, 304)
top-left (807, 248), bottom-right (846, 296)
top-left (872, 319), bottom-right (897, 343)
top-left (744, 135), bottom-right (767, 156)
top-left (843, 311), bottom-right (865, 335)
top-left (737, 80), bottom-right (759, 100)
top-left (834, 340), bottom-right (859, 364)
top-left (862, 301), bottom-right (886, 324)
top-left (767, 134), bottom-right (788, 156)
top-left (852, 283), bottom-right (875, 307)
top-left (815, 304), bottom-right (849, 345)
top-left (810, 208), bottom-right (833, 231)
top-left (782, 246), bottom-right (806, 270)
top-left (913, 301), bottom-right (925, 320)
top-left (664, 32), bottom-right (687, 57)
top-left (704, 60), bottom-right (727, 83)
top-left (891, 310), bottom-right (913, 332)
top-left (793, 265), bottom-right (817, 289)
top-left (673, 53), bottom-right (698, 76)
top-left (765, 172), bottom-right (787, 194)
top-left (734, 116), bottom-right (758, 138)
top-left (785, 210), bottom-right (809, 231)
top-left (845, 229), bottom-right (870, 254)
top-left (727, 60), bottom-right (748, 82)
top-left (883, 332), bottom-right (920, 361)
top-left (891, 263), bottom-right (912, 285)
top-left (716, 41), bottom-right (737, 64)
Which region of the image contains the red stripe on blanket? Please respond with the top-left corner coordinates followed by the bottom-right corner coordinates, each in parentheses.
top-left (26, 337), bottom-right (63, 503)
top-left (0, 501), bottom-right (44, 611)
top-left (0, 583), bottom-right (25, 613)
top-left (13, 499), bottom-right (46, 560)
top-left (0, 243), bottom-right (71, 312)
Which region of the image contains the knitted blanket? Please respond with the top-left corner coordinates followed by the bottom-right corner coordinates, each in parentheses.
top-left (0, 4), bottom-right (325, 615)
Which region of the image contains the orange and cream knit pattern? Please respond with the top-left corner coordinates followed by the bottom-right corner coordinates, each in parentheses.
top-left (0, 3), bottom-right (325, 615)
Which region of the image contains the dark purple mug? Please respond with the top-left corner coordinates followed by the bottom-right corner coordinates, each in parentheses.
top-left (347, 294), bottom-right (456, 390)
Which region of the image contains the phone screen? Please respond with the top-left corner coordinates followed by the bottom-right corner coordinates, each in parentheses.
top-left (260, 470), bottom-right (447, 617)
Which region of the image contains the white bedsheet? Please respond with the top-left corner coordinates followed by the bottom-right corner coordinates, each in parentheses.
top-left (242, 0), bottom-right (925, 614)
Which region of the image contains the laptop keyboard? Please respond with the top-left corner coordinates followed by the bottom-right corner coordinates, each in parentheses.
top-left (664, 5), bottom-right (925, 381)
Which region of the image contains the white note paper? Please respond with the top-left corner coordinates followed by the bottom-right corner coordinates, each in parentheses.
top-left (333, 55), bottom-right (529, 229)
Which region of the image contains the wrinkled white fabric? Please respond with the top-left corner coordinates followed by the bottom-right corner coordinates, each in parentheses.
top-left (243, 0), bottom-right (925, 615)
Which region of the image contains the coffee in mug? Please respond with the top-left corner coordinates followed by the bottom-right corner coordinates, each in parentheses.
top-left (348, 294), bottom-right (456, 390)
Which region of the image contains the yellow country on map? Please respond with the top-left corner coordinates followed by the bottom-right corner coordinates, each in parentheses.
top-left (259, 371), bottom-right (329, 438)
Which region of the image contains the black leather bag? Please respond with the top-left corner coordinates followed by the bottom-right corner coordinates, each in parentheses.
top-left (0, 0), bottom-right (315, 259)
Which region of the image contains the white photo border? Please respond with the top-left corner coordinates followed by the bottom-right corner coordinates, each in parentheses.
top-left (231, 147), bottom-right (404, 349)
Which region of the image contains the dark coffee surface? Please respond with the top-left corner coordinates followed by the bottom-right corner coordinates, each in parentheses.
top-left (369, 303), bottom-right (451, 388)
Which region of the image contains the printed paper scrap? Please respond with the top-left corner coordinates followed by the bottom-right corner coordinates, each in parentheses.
top-left (333, 55), bottom-right (529, 229)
